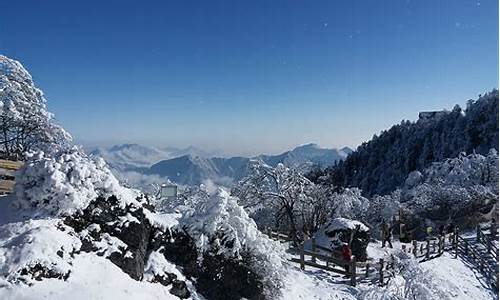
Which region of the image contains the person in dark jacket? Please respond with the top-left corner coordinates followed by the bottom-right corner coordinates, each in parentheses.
top-left (342, 243), bottom-right (352, 277)
top-left (490, 217), bottom-right (497, 237)
top-left (438, 224), bottom-right (445, 236)
top-left (381, 220), bottom-right (393, 248)
top-left (447, 222), bottom-right (455, 243)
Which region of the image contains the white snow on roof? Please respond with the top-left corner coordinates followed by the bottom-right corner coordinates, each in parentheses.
top-left (324, 217), bottom-right (369, 232)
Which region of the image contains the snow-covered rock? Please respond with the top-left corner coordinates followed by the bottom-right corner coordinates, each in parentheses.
top-left (173, 188), bottom-right (287, 299)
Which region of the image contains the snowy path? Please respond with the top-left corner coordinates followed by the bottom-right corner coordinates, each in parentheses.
top-left (420, 252), bottom-right (497, 300)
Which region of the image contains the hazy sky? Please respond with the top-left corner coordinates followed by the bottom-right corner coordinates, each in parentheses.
top-left (0, 0), bottom-right (498, 156)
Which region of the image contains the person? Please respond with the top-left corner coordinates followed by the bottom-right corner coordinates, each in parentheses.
top-left (447, 222), bottom-right (455, 234)
top-left (438, 224), bottom-right (445, 236)
top-left (447, 222), bottom-right (455, 243)
top-left (490, 217), bottom-right (497, 237)
top-left (342, 243), bottom-right (352, 278)
top-left (399, 223), bottom-right (406, 242)
top-left (381, 220), bottom-right (393, 248)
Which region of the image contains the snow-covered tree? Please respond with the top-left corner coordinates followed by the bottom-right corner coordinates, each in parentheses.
top-left (179, 188), bottom-right (286, 298)
top-left (0, 56), bottom-right (70, 159)
top-left (232, 160), bottom-right (317, 240)
top-left (328, 187), bottom-right (370, 220)
top-left (315, 90), bottom-right (498, 196)
top-left (14, 147), bottom-right (129, 216)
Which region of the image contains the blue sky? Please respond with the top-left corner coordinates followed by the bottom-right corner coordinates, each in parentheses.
top-left (0, 0), bottom-right (497, 156)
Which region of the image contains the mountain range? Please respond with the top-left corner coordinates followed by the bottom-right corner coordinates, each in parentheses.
top-left (91, 143), bottom-right (352, 186)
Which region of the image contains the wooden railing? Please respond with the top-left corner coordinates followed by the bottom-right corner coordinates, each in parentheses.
top-left (0, 159), bottom-right (23, 194)
top-left (398, 226), bottom-right (498, 290)
top-left (476, 224), bottom-right (498, 261)
top-left (457, 235), bottom-right (499, 289)
top-left (266, 228), bottom-right (395, 287)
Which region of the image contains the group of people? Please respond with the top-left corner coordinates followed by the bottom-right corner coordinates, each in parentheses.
top-left (379, 219), bottom-right (457, 248)
top-left (379, 217), bottom-right (498, 248)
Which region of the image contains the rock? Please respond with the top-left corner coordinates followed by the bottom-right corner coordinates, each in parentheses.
top-left (149, 227), bottom-right (265, 300)
top-left (19, 263), bottom-right (70, 283)
top-left (64, 195), bottom-right (152, 280)
top-left (170, 279), bottom-right (190, 299)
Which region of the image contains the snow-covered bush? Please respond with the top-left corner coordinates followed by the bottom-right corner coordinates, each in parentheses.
top-left (14, 147), bottom-right (137, 216)
top-left (180, 188), bottom-right (286, 298)
top-left (0, 55), bottom-right (71, 159)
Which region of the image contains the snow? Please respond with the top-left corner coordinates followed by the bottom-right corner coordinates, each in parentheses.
top-left (0, 253), bottom-right (188, 300)
top-left (144, 250), bottom-right (187, 282)
top-left (14, 147), bottom-right (143, 217)
top-left (324, 217), bottom-right (369, 232)
top-left (280, 266), bottom-right (357, 300)
top-left (420, 252), bottom-right (496, 300)
top-left (180, 188), bottom-right (288, 295)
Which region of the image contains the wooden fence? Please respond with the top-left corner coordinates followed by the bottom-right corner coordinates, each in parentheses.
top-left (0, 159), bottom-right (23, 194)
top-left (398, 226), bottom-right (499, 289)
top-left (476, 224), bottom-right (498, 261)
top-left (399, 228), bottom-right (458, 260)
top-left (267, 229), bottom-right (395, 287)
top-left (268, 224), bottom-right (499, 288)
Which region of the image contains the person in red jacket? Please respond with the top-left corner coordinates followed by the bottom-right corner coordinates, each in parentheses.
top-left (342, 243), bottom-right (352, 277)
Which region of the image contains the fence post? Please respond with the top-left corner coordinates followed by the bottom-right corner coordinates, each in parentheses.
top-left (412, 240), bottom-right (417, 257)
top-left (438, 236), bottom-right (442, 254)
top-left (420, 243), bottom-right (423, 255)
top-left (486, 235), bottom-right (491, 253)
top-left (350, 256), bottom-right (356, 287)
top-left (464, 240), bottom-right (468, 255)
top-left (477, 224), bottom-right (481, 243)
top-left (366, 262), bottom-right (370, 278)
top-left (426, 238), bottom-right (430, 259)
top-left (300, 242), bottom-right (305, 270)
top-left (267, 227), bottom-right (271, 239)
top-left (311, 237), bottom-right (316, 263)
top-left (432, 239), bottom-right (436, 253)
top-left (379, 258), bottom-right (384, 286)
top-left (454, 226), bottom-right (459, 258)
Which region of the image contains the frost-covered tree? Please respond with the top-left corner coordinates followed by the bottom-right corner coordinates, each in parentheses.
top-left (0, 56), bottom-right (70, 159)
top-left (14, 147), bottom-right (126, 216)
top-left (399, 150), bottom-right (499, 221)
top-left (314, 90), bottom-right (499, 196)
top-left (232, 160), bottom-right (318, 240)
top-left (179, 188), bottom-right (286, 298)
top-left (328, 187), bottom-right (370, 220)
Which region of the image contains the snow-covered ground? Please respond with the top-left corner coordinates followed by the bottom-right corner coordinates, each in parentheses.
top-left (420, 252), bottom-right (496, 300)
top-left (0, 253), bottom-right (190, 300)
top-left (280, 266), bottom-right (358, 300)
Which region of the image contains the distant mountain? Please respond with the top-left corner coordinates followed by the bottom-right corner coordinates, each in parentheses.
top-left (258, 143), bottom-right (353, 171)
top-left (147, 144), bottom-right (352, 186)
top-left (148, 155), bottom-right (249, 186)
top-left (89, 144), bottom-right (218, 171)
